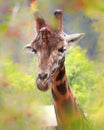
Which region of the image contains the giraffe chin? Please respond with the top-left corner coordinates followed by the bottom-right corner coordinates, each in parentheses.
top-left (36, 78), bottom-right (51, 91)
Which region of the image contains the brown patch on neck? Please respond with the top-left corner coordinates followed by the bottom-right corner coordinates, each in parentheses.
top-left (52, 65), bottom-right (74, 102)
top-left (52, 65), bottom-right (65, 81)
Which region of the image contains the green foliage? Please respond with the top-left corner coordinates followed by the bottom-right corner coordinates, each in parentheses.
top-left (0, 57), bottom-right (51, 130)
top-left (0, 23), bottom-right (8, 33)
top-left (86, 72), bottom-right (104, 130)
top-left (0, 58), bottom-right (36, 130)
top-left (65, 46), bottom-right (98, 105)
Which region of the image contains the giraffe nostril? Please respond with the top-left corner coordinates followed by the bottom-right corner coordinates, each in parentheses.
top-left (38, 73), bottom-right (48, 80)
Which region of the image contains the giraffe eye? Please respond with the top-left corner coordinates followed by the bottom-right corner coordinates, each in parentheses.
top-left (58, 46), bottom-right (66, 53)
top-left (32, 48), bottom-right (37, 53)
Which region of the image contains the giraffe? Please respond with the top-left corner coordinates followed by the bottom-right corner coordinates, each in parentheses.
top-left (25, 10), bottom-right (91, 130)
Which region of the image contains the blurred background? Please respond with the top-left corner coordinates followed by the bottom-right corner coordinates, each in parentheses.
top-left (0, 0), bottom-right (104, 129)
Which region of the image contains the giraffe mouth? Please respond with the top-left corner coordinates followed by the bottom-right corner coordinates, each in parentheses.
top-left (36, 76), bottom-right (52, 91)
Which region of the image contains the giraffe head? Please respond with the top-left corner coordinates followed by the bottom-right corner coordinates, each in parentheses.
top-left (25, 10), bottom-right (85, 91)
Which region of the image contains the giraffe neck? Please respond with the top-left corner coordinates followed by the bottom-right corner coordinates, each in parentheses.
top-left (51, 64), bottom-right (81, 129)
top-left (52, 64), bottom-right (74, 103)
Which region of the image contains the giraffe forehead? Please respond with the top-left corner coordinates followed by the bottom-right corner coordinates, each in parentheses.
top-left (35, 30), bottom-right (64, 50)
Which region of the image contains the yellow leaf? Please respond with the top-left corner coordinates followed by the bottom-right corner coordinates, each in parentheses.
top-left (30, 0), bottom-right (38, 12)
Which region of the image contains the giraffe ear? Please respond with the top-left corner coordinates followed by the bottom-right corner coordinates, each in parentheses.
top-left (53, 9), bottom-right (63, 32)
top-left (24, 43), bottom-right (33, 53)
top-left (34, 11), bottom-right (46, 32)
top-left (65, 33), bottom-right (85, 46)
